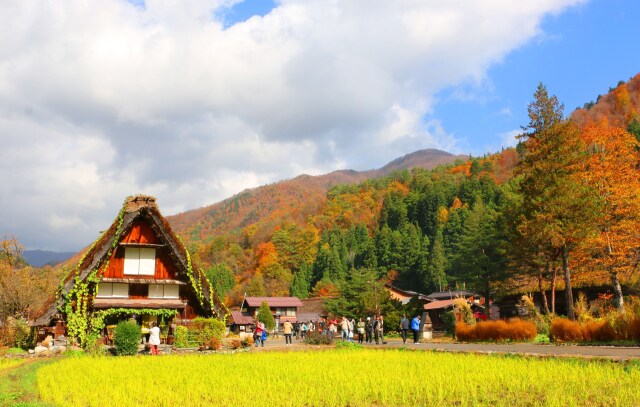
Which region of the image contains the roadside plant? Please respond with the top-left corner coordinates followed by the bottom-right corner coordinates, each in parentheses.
top-left (303, 332), bottom-right (333, 345)
top-left (442, 311), bottom-right (456, 337)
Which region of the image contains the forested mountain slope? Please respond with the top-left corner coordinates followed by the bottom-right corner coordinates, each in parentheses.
top-left (167, 149), bottom-right (467, 246)
top-left (173, 75), bottom-right (640, 311)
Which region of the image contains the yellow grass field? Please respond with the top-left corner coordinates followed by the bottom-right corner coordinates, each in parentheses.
top-left (0, 358), bottom-right (25, 372)
top-left (38, 349), bottom-right (640, 406)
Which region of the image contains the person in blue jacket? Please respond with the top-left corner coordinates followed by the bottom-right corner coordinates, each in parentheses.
top-left (411, 315), bottom-right (421, 344)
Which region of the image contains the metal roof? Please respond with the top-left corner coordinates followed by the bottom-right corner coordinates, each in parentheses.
top-left (230, 311), bottom-right (255, 325)
top-left (245, 297), bottom-right (303, 307)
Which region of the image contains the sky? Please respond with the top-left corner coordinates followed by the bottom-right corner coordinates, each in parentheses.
top-left (1, 0), bottom-right (639, 252)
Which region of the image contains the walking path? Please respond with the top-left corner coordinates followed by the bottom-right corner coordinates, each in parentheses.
top-left (252, 336), bottom-right (640, 360)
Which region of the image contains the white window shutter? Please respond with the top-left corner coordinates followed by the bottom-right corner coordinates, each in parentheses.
top-left (138, 248), bottom-right (156, 276)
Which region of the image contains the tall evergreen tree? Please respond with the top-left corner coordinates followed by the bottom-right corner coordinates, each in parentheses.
top-left (427, 229), bottom-right (447, 292)
top-left (515, 83), bottom-right (599, 320)
top-left (290, 262), bottom-right (313, 299)
top-left (454, 197), bottom-right (507, 316)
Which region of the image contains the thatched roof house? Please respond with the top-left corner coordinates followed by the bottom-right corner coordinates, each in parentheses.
top-left (32, 195), bottom-right (227, 339)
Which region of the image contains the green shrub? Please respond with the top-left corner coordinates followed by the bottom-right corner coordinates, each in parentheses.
top-left (190, 318), bottom-right (225, 347)
top-left (84, 332), bottom-right (107, 357)
top-left (13, 319), bottom-right (33, 349)
top-left (113, 321), bottom-right (141, 356)
top-left (257, 301), bottom-right (275, 330)
top-left (442, 311), bottom-right (456, 337)
top-left (303, 332), bottom-right (333, 345)
top-left (173, 325), bottom-right (190, 348)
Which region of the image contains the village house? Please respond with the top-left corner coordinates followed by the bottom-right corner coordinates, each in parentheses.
top-left (229, 296), bottom-right (303, 334)
top-left (32, 195), bottom-right (227, 344)
top-left (385, 284), bottom-right (431, 306)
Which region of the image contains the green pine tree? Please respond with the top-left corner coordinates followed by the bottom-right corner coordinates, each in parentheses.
top-left (257, 301), bottom-right (275, 330)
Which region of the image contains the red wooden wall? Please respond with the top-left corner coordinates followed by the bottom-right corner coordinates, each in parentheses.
top-left (101, 220), bottom-right (178, 280)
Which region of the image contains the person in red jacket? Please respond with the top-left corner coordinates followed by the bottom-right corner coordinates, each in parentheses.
top-left (253, 320), bottom-right (265, 347)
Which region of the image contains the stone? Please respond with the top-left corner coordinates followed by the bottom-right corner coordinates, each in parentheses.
top-left (51, 346), bottom-right (66, 354)
top-left (28, 349), bottom-right (35, 354)
top-left (34, 345), bottom-right (48, 353)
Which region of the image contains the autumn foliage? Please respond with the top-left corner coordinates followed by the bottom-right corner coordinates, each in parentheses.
top-left (550, 316), bottom-right (640, 343)
top-left (455, 319), bottom-right (537, 342)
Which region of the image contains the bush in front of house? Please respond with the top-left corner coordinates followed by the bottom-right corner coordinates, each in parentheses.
top-left (114, 321), bottom-right (141, 356)
top-left (190, 318), bottom-right (225, 347)
top-left (456, 319), bottom-right (537, 342)
top-left (173, 325), bottom-right (190, 348)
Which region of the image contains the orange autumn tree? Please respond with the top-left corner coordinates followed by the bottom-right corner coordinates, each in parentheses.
top-left (254, 242), bottom-right (292, 296)
top-left (578, 121), bottom-right (640, 311)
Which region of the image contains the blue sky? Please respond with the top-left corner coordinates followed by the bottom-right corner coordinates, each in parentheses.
top-left (221, 0), bottom-right (640, 156)
top-left (434, 0), bottom-right (640, 154)
top-left (1, 0), bottom-right (639, 250)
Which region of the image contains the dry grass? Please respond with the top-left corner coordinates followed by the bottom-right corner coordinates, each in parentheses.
top-left (551, 316), bottom-right (640, 343)
top-left (456, 319), bottom-right (537, 342)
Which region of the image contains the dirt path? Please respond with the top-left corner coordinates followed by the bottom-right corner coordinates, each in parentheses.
top-left (0, 358), bottom-right (54, 406)
top-left (254, 336), bottom-right (640, 360)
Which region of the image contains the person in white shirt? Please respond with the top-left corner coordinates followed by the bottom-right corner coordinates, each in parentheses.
top-left (148, 322), bottom-right (161, 356)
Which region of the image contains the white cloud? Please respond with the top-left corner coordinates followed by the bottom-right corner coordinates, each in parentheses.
top-left (0, 0), bottom-right (585, 250)
top-left (500, 129), bottom-right (522, 149)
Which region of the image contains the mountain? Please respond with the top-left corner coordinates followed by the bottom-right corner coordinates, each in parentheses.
top-left (23, 250), bottom-right (77, 267)
top-left (167, 149), bottom-right (468, 245)
top-left (571, 73), bottom-right (640, 130)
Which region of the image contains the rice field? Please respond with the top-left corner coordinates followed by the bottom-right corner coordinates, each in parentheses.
top-left (37, 349), bottom-right (640, 406)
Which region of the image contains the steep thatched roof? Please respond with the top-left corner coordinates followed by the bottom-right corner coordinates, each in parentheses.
top-left (32, 195), bottom-right (227, 326)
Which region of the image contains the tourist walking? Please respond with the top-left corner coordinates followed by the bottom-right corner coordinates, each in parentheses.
top-left (329, 321), bottom-right (337, 339)
top-left (411, 315), bottom-right (421, 344)
top-left (356, 318), bottom-right (365, 344)
top-left (399, 315), bottom-right (410, 344)
top-left (253, 320), bottom-right (265, 347)
top-left (341, 317), bottom-right (350, 340)
top-left (374, 315), bottom-right (385, 344)
top-left (348, 318), bottom-right (355, 341)
top-left (148, 322), bottom-right (160, 356)
top-left (293, 322), bottom-right (300, 340)
top-left (283, 320), bottom-right (293, 345)
top-left (365, 317), bottom-right (373, 344)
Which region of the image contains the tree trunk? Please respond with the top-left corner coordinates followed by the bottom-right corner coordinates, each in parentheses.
top-left (550, 265), bottom-right (557, 314)
top-left (610, 270), bottom-right (625, 313)
top-left (484, 276), bottom-right (491, 321)
top-left (606, 235), bottom-right (625, 313)
top-left (538, 264), bottom-right (550, 315)
top-left (562, 244), bottom-right (575, 321)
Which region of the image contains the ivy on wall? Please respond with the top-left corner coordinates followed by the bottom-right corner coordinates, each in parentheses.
top-left (61, 198), bottom-right (127, 345)
top-left (58, 196), bottom-right (230, 346)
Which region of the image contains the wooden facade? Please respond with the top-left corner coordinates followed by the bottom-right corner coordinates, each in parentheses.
top-left (32, 195), bottom-right (226, 330)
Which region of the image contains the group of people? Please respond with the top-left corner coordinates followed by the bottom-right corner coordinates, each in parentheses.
top-left (252, 314), bottom-right (401, 346)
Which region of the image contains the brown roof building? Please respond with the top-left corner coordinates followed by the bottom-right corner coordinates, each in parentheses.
top-left (32, 195), bottom-right (227, 341)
